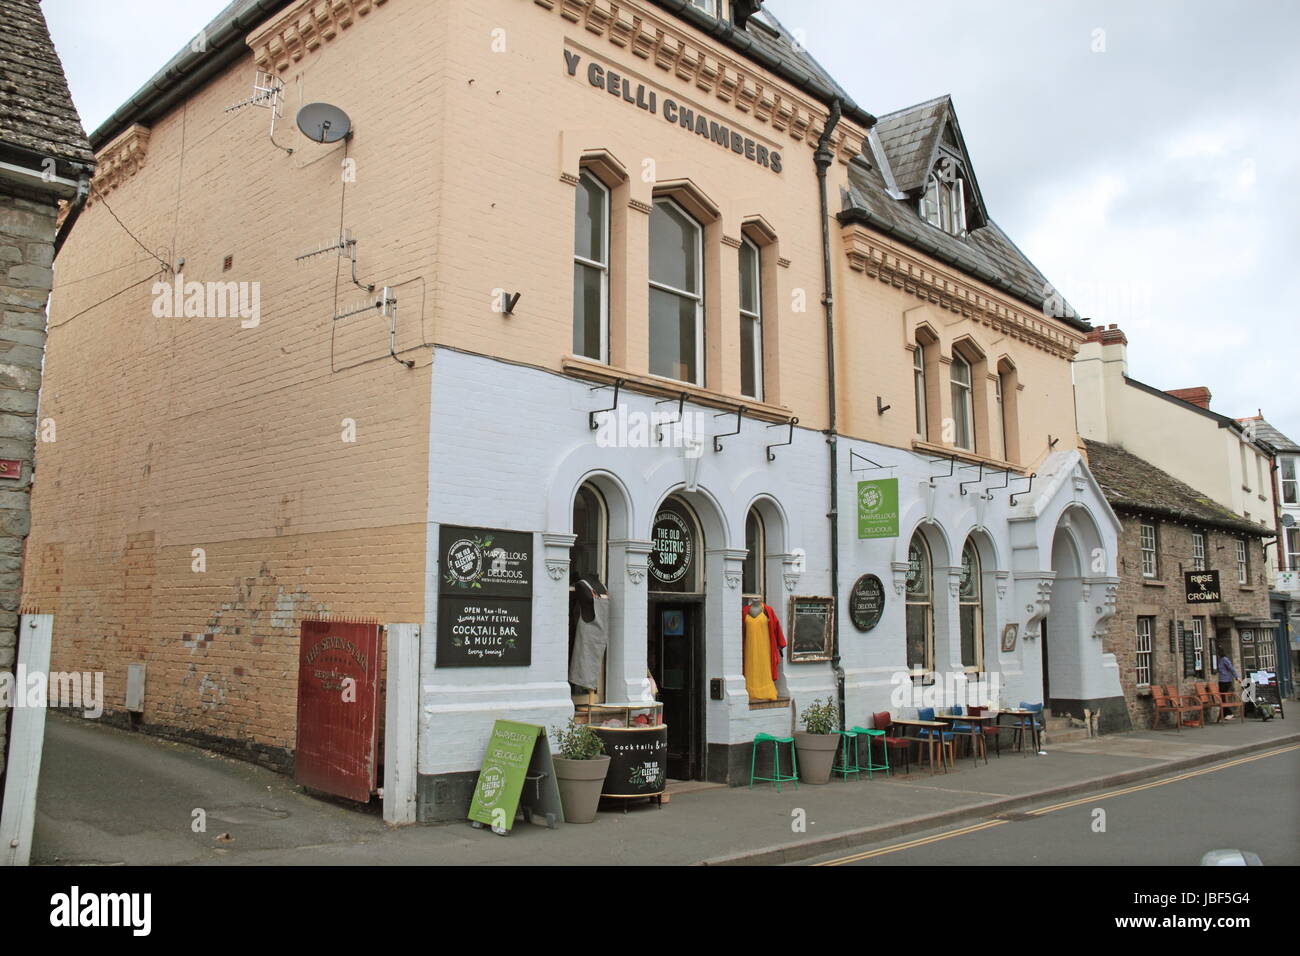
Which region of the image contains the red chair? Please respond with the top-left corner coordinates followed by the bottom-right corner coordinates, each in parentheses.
top-left (872, 711), bottom-right (911, 775)
top-left (969, 705), bottom-right (1001, 758)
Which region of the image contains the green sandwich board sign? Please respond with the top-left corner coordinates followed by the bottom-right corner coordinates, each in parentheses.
top-left (857, 478), bottom-right (899, 539)
top-left (468, 720), bottom-right (564, 833)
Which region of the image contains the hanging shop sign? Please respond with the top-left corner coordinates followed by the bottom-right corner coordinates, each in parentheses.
top-left (562, 50), bottom-right (783, 174)
top-left (788, 595), bottom-right (834, 663)
top-left (848, 574), bottom-right (885, 632)
top-left (1185, 570), bottom-right (1221, 604)
top-left (468, 720), bottom-right (563, 832)
top-left (437, 525), bottom-right (534, 666)
top-left (650, 509), bottom-right (694, 585)
top-left (856, 478), bottom-right (899, 539)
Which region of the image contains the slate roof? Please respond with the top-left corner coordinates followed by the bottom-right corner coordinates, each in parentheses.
top-left (1083, 439), bottom-right (1268, 536)
top-left (840, 151), bottom-right (1086, 329)
top-left (874, 95), bottom-right (950, 194)
top-left (1237, 415), bottom-right (1300, 455)
top-left (0, 0), bottom-right (94, 166)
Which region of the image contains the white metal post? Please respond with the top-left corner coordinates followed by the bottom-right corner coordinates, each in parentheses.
top-left (0, 614), bottom-right (54, 866)
top-left (383, 623), bottom-right (420, 825)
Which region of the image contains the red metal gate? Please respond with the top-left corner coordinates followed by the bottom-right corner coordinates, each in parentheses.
top-left (294, 620), bottom-right (382, 802)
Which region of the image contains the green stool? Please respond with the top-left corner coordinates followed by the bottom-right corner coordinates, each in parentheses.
top-left (851, 725), bottom-right (891, 778)
top-left (750, 733), bottom-right (799, 792)
top-left (833, 730), bottom-right (861, 781)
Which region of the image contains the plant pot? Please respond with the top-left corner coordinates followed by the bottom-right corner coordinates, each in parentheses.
top-left (794, 731), bottom-right (839, 785)
top-left (553, 755), bottom-right (611, 823)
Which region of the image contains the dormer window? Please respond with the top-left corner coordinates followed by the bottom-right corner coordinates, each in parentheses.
top-left (921, 157), bottom-right (966, 236)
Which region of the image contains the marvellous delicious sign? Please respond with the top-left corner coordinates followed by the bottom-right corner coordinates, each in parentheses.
top-left (563, 50), bottom-right (783, 174)
top-left (437, 525), bottom-right (534, 666)
top-left (1185, 569), bottom-right (1221, 604)
top-left (856, 479), bottom-right (899, 539)
top-left (848, 574), bottom-right (885, 632)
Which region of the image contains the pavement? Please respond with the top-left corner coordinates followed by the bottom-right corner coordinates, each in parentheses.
top-left (30, 711), bottom-right (1300, 866)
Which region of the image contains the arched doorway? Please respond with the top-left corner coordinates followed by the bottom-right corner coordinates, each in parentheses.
top-left (1046, 524), bottom-right (1084, 713)
top-left (647, 495), bottom-right (705, 779)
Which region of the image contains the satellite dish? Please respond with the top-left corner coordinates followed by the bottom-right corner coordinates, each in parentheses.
top-left (1284, 514), bottom-right (1296, 527)
top-left (296, 102), bottom-right (352, 144)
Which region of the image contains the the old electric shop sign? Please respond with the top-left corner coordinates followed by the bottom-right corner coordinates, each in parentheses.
top-left (563, 50), bottom-right (783, 174)
top-left (1185, 569), bottom-right (1221, 603)
top-left (437, 525), bottom-right (534, 666)
top-left (650, 509), bottom-right (694, 585)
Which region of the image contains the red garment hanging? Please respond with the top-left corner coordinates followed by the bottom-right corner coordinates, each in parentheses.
top-left (741, 604), bottom-right (787, 681)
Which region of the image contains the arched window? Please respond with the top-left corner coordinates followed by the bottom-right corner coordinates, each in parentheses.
top-left (573, 171), bottom-right (609, 361)
top-left (913, 347), bottom-right (928, 440)
top-left (742, 507), bottom-right (765, 602)
top-left (571, 483), bottom-right (608, 585)
top-left (649, 198), bottom-right (704, 385)
top-left (959, 539), bottom-right (984, 672)
top-left (951, 353), bottom-right (974, 451)
top-left (921, 158), bottom-right (966, 236)
top-left (905, 532), bottom-right (933, 675)
top-left (739, 238), bottom-right (763, 400)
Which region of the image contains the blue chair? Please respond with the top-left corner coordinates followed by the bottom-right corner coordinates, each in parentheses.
top-left (946, 704), bottom-right (986, 765)
top-left (915, 706), bottom-right (955, 770)
top-left (1014, 702), bottom-right (1044, 752)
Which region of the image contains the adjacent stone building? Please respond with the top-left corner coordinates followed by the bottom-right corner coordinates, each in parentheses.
top-left (1084, 440), bottom-right (1273, 728)
top-left (0, 0), bottom-right (94, 787)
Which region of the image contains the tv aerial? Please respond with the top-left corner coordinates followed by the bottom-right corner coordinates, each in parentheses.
top-left (296, 103), bottom-right (352, 144)
top-left (224, 71), bottom-right (293, 155)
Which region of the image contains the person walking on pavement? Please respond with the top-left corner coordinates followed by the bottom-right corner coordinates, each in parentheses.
top-left (1218, 654), bottom-right (1239, 719)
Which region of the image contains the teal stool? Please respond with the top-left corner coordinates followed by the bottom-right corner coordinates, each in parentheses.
top-left (833, 730), bottom-right (861, 781)
top-left (750, 733), bottom-right (799, 791)
top-left (851, 725), bottom-right (891, 778)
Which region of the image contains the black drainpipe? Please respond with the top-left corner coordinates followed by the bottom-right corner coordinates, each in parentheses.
top-left (814, 99), bottom-right (844, 730)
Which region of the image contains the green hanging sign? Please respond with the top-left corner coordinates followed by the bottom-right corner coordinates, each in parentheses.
top-left (856, 478), bottom-right (899, 539)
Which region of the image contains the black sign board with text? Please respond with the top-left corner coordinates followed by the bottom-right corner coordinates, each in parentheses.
top-left (848, 574), bottom-right (885, 632)
top-left (789, 596), bottom-right (834, 662)
top-left (437, 525), bottom-right (534, 666)
top-left (1185, 570), bottom-right (1221, 604)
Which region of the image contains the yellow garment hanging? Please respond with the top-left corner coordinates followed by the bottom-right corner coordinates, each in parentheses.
top-left (744, 609), bottom-right (778, 701)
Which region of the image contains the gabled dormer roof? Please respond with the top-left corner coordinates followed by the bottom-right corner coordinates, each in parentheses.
top-left (874, 94), bottom-right (988, 229)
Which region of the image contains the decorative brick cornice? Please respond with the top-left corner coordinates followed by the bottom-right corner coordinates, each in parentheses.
top-left (247, 0), bottom-right (389, 74)
top-left (87, 124), bottom-right (150, 203)
top-left (842, 224), bottom-right (1083, 360)
top-left (538, 0), bottom-right (866, 163)
top-left (628, 197), bottom-right (652, 215)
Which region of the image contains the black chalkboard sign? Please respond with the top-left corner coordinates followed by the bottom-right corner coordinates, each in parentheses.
top-left (789, 596), bottom-right (834, 662)
top-left (1180, 621), bottom-right (1197, 678)
top-left (589, 726), bottom-right (667, 796)
top-left (848, 574), bottom-right (885, 632)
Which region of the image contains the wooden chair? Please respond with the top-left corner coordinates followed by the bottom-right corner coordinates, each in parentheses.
top-left (1152, 684), bottom-right (1201, 729)
top-left (1172, 685), bottom-right (1204, 727)
top-left (1192, 682), bottom-right (1221, 723)
top-left (1210, 683), bottom-right (1246, 721)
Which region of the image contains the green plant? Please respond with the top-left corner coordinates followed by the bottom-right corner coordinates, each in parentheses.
top-left (551, 718), bottom-right (606, 760)
top-left (800, 696), bottom-right (839, 735)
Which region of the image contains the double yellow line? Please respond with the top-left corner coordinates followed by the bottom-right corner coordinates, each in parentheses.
top-left (814, 744), bottom-right (1298, 866)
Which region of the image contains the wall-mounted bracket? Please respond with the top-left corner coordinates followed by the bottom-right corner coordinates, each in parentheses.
top-left (588, 379), bottom-right (623, 431)
top-left (765, 416), bottom-right (798, 461)
top-left (655, 393), bottom-right (687, 444)
top-left (877, 396), bottom-right (891, 415)
top-left (927, 454), bottom-right (956, 481)
top-left (713, 406), bottom-right (745, 453)
top-left (983, 468), bottom-right (1011, 499)
top-left (849, 450), bottom-right (895, 473)
top-left (1048, 435), bottom-right (1061, 450)
top-left (1009, 472), bottom-right (1038, 506)
top-left (959, 462), bottom-right (985, 496)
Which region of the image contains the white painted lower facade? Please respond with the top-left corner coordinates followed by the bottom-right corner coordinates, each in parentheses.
top-left (417, 348), bottom-right (1128, 819)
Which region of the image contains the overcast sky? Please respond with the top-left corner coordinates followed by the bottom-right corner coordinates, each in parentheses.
top-left (42, 0), bottom-right (1300, 442)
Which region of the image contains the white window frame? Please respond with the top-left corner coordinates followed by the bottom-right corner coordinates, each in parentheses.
top-left (921, 161), bottom-right (966, 236)
top-left (1192, 531), bottom-right (1206, 571)
top-left (1136, 617), bottom-right (1153, 688)
top-left (1283, 457), bottom-right (1299, 505)
top-left (573, 171), bottom-right (610, 362)
top-left (950, 353), bottom-right (974, 451)
top-left (687, 0), bottom-right (720, 15)
top-left (648, 197), bottom-right (705, 387)
top-left (742, 507), bottom-right (765, 602)
top-left (1192, 617), bottom-right (1204, 675)
top-left (1139, 522), bottom-right (1158, 578)
top-left (913, 347), bottom-right (928, 440)
top-left (1286, 527), bottom-right (1300, 571)
top-left (1236, 538), bottom-right (1248, 584)
top-left (959, 539), bottom-right (984, 673)
top-left (739, 237), bottom-right (763, 401)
